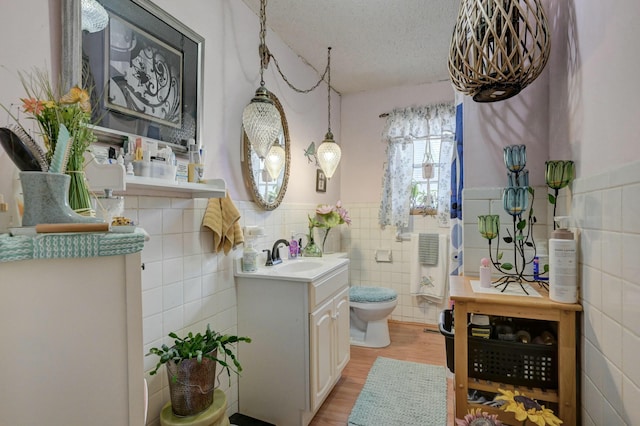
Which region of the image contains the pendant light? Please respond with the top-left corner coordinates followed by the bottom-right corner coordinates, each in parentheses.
top-left (448, 0), bottom-right (550, 102)
top-left (264, 142), bottom-right (285, 180)
top-left (81, 0), bottom-right (109, 33)
top-left (242, 0), bottom-right (281, 159)
top-left (316, 47), bottom-right (341, 179)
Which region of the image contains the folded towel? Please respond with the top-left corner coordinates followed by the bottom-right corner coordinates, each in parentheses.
top-left (410, 233), bottom-right (449, 303)
top-left (203, 193), bottom-right (243, 255)
top-left (419, 233), bottom-right (439, 265)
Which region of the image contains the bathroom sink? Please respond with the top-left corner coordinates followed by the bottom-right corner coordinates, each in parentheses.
top-left (234, 253), bottom-right (349, 282)
top-left (276, 261), bottom-right (324, 273)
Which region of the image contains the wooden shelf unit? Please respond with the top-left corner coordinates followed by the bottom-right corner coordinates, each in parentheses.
top-left (449, 276), bottom-right (581, 425)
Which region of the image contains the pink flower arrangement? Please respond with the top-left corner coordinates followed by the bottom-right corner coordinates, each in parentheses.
top-left (308, 200), bottom-right (351, 250)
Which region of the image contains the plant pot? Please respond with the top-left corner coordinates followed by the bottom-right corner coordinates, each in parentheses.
top-left (166, 350), bottom-right (217, 417)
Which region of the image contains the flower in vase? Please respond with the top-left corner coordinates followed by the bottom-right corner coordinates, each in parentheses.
top-left (308, 201), bottom-right (351, 250)
top-left (10, 68), bottom-right (96, 168)
top-left (2, 68), bottom-right (98, 213)
top-left (503, 187), bottom-right (529, 216)
top-left (478, 215), bottom-right (499, 240)
top-left (456, 408), bottom-right (503, 426)
top-left (503, 145), bottom-right (527, 173)
top-left (496, 389), bottom-right (563, 426)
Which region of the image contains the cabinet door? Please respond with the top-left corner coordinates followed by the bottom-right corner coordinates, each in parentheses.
top-left (334, 287), bottom-right (351, 374)
top-left (310, 297), bottom-right (334, 412)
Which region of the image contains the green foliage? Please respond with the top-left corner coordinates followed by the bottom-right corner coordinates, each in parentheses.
top-left (548, 193), bottom-right (556, 204)
top-left (146, 324), bottom-right (251, 382)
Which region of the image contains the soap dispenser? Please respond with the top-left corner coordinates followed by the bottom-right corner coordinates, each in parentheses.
top-left (549, 216), bottom-right (577, 303)
top-left (289, 232), bottom-right (298, 259)
top-left (242, 237), bottom-right (258, 272)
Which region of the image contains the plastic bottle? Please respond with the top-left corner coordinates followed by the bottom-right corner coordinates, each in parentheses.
top-left (549, 217), bottom-right (577, 303)
top-left (533, 241), bottom-right (549, 281)
top-left (289, 233), bottom-right (298, 259)
top-left (242, 238), bottom-right (258, 272)
top-left (187, 140), bottom-right (204, 183)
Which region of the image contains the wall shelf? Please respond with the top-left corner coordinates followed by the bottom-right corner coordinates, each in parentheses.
top-left (119, 176), bottom-right (226, 199)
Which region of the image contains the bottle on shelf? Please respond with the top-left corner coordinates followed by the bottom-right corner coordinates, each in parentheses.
top-left (549, 216), bottom-right (577, 303)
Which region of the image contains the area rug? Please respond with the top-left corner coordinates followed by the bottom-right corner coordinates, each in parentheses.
top-left (348, 357), bottom-right (447, 426)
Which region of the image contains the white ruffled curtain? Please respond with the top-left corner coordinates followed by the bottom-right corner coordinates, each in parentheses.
top-left (378, 104), bottom-right (456, 230)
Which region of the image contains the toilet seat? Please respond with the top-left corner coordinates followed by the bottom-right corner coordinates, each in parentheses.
top-left (349, 286), bottom-right (397, 303)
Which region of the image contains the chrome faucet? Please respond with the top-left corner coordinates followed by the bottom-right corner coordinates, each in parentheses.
top-left (270, 239), bottom-right (290, 265)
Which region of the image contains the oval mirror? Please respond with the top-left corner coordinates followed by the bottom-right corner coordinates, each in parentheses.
top-left (241, 92), bottom-right (290, 210)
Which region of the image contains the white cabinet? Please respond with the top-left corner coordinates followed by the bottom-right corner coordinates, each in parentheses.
top-left (0, 253), bottom-right (145, 425)
top-left (310, 286), bottom-right (350, 412)
top-left (236, 260), bottom-right (349, 426)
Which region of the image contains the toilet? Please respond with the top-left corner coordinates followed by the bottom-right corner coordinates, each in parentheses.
top-left (349, 286), bottom-right (398, 348)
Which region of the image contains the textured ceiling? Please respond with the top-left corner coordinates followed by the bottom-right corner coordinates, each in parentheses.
top-left (241, 0), bottom-right (460, 94)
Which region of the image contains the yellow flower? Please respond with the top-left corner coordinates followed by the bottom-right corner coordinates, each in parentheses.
top-left (496, 389), bottom-right (562, 426)
top-left (60, 86), bottom-right (91, 113)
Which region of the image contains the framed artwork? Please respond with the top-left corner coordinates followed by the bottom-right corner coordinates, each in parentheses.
top-left (64, 0), bottom-right (204, 149)
top-left (316, 169), bottom-right (327, 193)
top-left (105, 14), bottom-right (183, 129)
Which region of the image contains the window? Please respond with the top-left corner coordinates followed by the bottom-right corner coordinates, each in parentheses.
top-left (379, 104), bottom-right (456, 230)
top-left (410, 133), bottom-right (453, 215)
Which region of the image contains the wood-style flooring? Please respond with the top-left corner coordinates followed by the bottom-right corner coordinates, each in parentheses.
top-left (309, 321), bottom-right (454, 426)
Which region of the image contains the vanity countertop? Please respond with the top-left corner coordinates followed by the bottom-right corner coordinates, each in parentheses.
top-left (234, 252), bottom-right (349, 282)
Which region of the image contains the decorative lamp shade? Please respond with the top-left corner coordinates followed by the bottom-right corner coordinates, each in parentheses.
top-left (448, 0), bottom-right (550, 102)
top-left (478, 215), bottom-right (500, 240)
top-left (503, 186), bottom-right (529, 216)
top-left (264, 143), bottom-right (285, 180)
top-left (316, 132), bottom-right (341, 179)
top-left (504, 144), bottom-right (527, 172)
top-left (545, 160), bottom-right (575, 190)
top-left (81, 0), bottom-right (109, 33)
top-left (507, 169), bottom-right (529, 188)
top-left (242, 86), bottom-right (282, 159)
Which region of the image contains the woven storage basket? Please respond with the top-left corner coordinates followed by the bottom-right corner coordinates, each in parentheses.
top-left (448, 0), bottom-right (550, 102)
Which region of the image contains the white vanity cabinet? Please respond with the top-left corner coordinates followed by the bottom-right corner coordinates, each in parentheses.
top-left (235, 258), bottom-right (350, 426)
top-left (310, 286), bottom-right (350, 412)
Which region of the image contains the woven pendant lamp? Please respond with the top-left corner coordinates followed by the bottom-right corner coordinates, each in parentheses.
top-left (448, 0), bottom-right (550, 102)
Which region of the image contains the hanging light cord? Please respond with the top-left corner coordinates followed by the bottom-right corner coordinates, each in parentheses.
top-left (326, 47), bottom-right (332, 133)
top-left (258, 0), bottom-right (331, 94)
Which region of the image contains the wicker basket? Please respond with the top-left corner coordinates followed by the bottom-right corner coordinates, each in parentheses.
top-left (166, 351), bottom-right (217, 417)
top-left (448, 0), bottom-right (551, 102)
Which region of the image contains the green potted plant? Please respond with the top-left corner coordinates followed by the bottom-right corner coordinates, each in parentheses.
top-left (146, 325), bottom-right (251, 417)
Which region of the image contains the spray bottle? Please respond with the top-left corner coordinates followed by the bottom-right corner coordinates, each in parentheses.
top-left (549, 216), bottom-right (577, 303)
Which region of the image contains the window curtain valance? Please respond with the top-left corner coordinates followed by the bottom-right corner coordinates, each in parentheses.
top-left (378, 103), bottom-right (455, 230)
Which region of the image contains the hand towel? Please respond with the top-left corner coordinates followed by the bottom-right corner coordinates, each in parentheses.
top-left (419, 233), bottom-right (439, 265)
top-left (203, 193), bottom-right (243, 255)
top-left (410, 233), bottom-right (449, 303)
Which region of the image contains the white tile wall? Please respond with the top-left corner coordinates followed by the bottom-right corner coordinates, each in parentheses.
top-left (344, 203), bottom-right (450, 324)
top-left (573, 160), bottom-right (640, 425)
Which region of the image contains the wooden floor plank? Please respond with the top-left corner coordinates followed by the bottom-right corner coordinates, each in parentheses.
top-left (309, 321), bottom-right (454, 425)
